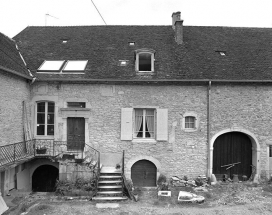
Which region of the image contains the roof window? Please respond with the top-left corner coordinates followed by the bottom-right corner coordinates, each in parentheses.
top-left (119, 60), bottom-right (128, 66)
top-left (129, 42), bottom-right (135, 46)
top-left (62, 60), bottom-right (88, 72)
top-left (216, 51), bottom-right (226, 56)
top-left (38, 60), bottom-right (65, 72)
top-left (135, 49), bottom-right (155, 72)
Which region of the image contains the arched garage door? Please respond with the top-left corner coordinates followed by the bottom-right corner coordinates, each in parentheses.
top-left (213, 132), bottom-right (252, 180)
top-left (131, 160), bottom-right (156, 187)
top-left (32, 165), bottom-right (59, 192)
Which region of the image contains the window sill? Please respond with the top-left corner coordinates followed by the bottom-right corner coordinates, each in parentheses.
top-left (132, 139), bottom-right (157, 143)
top-left (34, 136), bottom-right (54, 140)
top-left (183, 128), bottom-right (198, 132)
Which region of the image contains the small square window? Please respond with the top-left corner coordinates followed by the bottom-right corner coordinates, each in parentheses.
top-left (134, 109), bottom-right (155, 139)
top-left (185, 116), bottom-right (195, 129)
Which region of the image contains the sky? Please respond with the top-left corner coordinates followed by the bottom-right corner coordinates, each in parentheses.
top-left (1, 0), bottom-right (272, 38)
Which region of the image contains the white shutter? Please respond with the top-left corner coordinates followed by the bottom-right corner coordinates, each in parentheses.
top-left (121, 108), bottom-right (133, 140)
top-left (156, 109), bottom-right (168, 141)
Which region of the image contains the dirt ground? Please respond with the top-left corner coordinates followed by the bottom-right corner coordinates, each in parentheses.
top-left (3, 182), bottom-right (272, 215)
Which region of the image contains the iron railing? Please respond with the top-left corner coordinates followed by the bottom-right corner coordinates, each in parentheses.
top-left (0, 140), bottom-right (100, 169)
top-left (0, 140), bottom-right (35, 166)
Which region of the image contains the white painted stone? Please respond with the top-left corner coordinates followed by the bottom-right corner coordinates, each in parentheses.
top-left (96, 203), bottom-right (119, 209)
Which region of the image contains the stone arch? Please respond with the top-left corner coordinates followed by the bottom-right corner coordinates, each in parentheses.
top-left (126, 155), bottom-right (161, 181)
top-left (32, 164), bottom-right (59, 191)
top-left (208, 128), bottom-right (260, 177)
top-left (29, 159), bottom-right (59, 190)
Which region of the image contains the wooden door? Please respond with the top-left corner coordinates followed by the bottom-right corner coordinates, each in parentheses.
top-left (67, 118), bottom-right (85, 151)
top-left (131, 160), bottom-right (156, 187)
top-left (213, 132), bottom-right (252, 180)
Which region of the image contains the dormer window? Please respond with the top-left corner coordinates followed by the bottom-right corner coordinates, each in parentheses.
top-left (135, 49), bottom-right (155, 72)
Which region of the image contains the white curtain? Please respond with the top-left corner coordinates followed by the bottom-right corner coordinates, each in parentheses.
top-left (135, 109), bottom-right (143, 136)
top-left (145, 109), bottom-right (154, 138)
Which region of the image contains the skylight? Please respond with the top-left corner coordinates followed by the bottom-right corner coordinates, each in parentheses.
top-left (216, 51), bottom-right (226, 56)
top-left (129, 42), bottom-right (135, 46)
top-left (38, 60), bottom-right (65, 71)
top-left (119, 60), bottom-right (128, 66)
top-left (62, 60), bottom-right (88, 72)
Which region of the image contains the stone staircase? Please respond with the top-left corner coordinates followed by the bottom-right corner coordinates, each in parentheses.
top-left (92, 166), bottom-right (128, 201)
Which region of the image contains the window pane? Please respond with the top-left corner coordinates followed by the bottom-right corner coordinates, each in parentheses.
top-left (185, 116), bottom-right (195, 128)
top-left (139, 53), bottom-right (151, 71)
top-left (47, 125), bottom-right (54, 135)
top-left (47, 114), bottom-right (54, 124)
top-left (37, 102), bottom-right (45, 112)
top-left (48, 102), bottom-right (55, 112)
top-left (37, 125), bottom-right (45, 135)
top-left (37, 113), bottom-right (45, 124)
top-left (38, 60), bottom-right (65, 71)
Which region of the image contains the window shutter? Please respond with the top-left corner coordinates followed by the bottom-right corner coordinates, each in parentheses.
top-left (156, 109), bottom-right (168, 141)
top-left (121, 108), bottom-right (133, 140)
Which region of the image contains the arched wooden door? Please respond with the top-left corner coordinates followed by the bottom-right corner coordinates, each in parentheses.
top-left (131, 160), bottom-right (156, 187)
top-left (213, 132), bottom-right (252, 180)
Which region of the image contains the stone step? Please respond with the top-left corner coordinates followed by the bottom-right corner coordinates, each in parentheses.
top-left (92, 196), bottom-right (127, 201)
top-left (100, 167), bottom-right (122, 174)
top-left (99, 175), bottom-right (122, 179)
top-left (99, 180), bottom-right (122, 184)
top-left (98, 185), bottom-right (122, 189)
top-left (97, 191), bottom-right (123, 195)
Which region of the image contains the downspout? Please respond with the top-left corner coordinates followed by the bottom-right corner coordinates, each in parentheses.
top-left (207, 81), bottom-right (212, 177)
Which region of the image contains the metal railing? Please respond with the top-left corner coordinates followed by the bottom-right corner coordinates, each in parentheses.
top-left (0, 140), bottom-right (100, 169)
top-left (0, 140), bottom-right (35, 166)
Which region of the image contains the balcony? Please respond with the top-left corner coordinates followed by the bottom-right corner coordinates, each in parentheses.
top-left (0, 139), bottom-right (100, 169)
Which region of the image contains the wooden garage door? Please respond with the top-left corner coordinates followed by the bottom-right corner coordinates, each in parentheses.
top-left (213, 132), bottom-right (252, 180)
top-left (131, 160), bottom-right (156, 187)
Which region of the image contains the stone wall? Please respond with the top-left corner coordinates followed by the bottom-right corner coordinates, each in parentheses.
top-left (0, 70), bottom-right (30, 146)
top-left (30, 82), bottom-right (272, 180)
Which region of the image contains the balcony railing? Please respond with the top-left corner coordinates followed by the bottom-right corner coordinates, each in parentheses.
top-left (0, 139), bottom-right (100, 169)
top-left (0, 140), bottom-right (35, 166)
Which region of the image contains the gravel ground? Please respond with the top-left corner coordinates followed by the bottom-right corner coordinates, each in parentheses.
top-left (4, 182), bottom-right (272, 215)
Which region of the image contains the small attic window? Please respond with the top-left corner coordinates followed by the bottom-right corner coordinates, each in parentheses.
top-left (62, 40), bottom-right (68, 44)
top-left (135, 49), bottom-right (155, 72)
top-left (129, 42), bottom-right (135, 46)
top-left (62, 60), bottom-right (88, 72)
top-left (38, 60), bottom-right (65, 72)
top-left (216, 51), bottom-right (226, 56)
top-left (119, 60), bottom-right (128, 66)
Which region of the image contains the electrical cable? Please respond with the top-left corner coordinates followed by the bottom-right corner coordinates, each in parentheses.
top-left (91, 0), bottom-right (107, 25)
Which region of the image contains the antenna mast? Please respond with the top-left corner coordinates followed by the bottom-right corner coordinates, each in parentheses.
top-left (45, 13), bottom-right (59, 26)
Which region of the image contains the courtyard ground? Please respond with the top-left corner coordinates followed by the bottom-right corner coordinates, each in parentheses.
top-left (3, 181), bottom-right (272, 215)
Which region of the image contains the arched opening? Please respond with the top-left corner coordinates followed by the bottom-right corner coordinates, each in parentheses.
top-left (131, 159), bottom-right (156, 187)
top-left (32, 165), bottom-right (59, 192)
top-left (213, 132), bottom-right (252, 180)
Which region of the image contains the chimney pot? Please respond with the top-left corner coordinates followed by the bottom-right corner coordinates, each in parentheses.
top-left (172, 11), bottom-right (181, 30)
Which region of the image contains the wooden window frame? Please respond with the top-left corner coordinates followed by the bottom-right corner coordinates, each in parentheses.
top-left (135, 49), bottom-right (155, 72)
top-left (36, 101), bottom-right (55, 137)
top-left (133, 108), bottom-right (156, 139)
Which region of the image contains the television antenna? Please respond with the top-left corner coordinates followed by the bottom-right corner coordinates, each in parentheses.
top-left (45, 13), bottom-right (59, 26)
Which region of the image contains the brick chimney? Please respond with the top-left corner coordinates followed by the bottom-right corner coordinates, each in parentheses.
top-left (172, 12), bottom-right (183, 45)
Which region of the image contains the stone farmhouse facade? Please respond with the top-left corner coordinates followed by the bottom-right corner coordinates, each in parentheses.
top-left (1, 12), bottom-right (272, 193)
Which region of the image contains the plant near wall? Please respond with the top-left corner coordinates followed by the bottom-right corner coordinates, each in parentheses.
top-left (157, 174), bottom-right (169, 191)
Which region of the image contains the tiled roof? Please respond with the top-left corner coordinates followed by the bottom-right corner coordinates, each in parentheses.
top-left (13, 25), bottom-right (272, 81)
top-left (0, 32), bottom-right (31, 79)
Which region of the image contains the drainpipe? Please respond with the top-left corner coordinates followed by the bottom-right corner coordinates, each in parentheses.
top-left (207, 81), bottom-right (212, 177)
